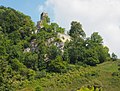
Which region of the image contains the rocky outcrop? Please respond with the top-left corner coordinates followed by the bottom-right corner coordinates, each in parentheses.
top-left (57, 33), bottom-right (71, 43)
top-left (36, 12), bottom-right (49, 32)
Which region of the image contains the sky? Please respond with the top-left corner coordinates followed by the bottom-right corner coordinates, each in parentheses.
top-left (0, 0), bottom-right (120, 58)
top-left (0, 0), bottom-right (54, 23)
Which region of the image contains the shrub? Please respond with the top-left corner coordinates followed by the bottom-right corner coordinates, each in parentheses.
top-left (118, 68), bottom-right (120, 71)
top-left (47, 56), bottom-right (67, 73)
top-left (27, 69), bottom-right (36, 80)
top-left (35, 86), bottom-right (43, 91)
top-left (112, 72), bottom-right (120, 77)
top-left (35, 70), bottom-right (47, 79)
top-left (84, 58), bottom-right (99, 66)
top-left (111, 53), bottom-right (117, 61)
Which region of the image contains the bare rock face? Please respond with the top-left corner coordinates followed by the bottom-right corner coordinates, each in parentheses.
top-left (24, 48), bottom-right (30, 53)
top-left (40, 12), bottom-right (48, 21)
top-left (36, 12), bottom-right (49, 31)
top-left (57, 33), bottom-right (71, 43)
top-left (37, 21), bottom-right (43, 30)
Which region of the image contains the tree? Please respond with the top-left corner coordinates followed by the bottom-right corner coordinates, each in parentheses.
top-left (51, 23), bottom-right (65, 33)
top-left (0, 46), bottom-right (6, 56)
top-left (11, 58), bottom-right (26, 71)
top-left (69, 21), bottom-right (86, 38)
top-left (37, 40), bottom-right (47, 70)
top-left (0, 60), bottom-right (14, 90)
top-left (8, 30), bottom-right (21, 44)
top-left (111, 53), bottom-right (117, 61)
top-left (84, 49), bottom-right (99, 66)
top-left (65, 37), bottom-right (85, 64)
top-left (85, 32), bottom-right (110, 64)
top-left (23, 53), bottom-right (38, 70)
top-left (48, 45), bottom-right (61, 60)
top-left (47, 56), bottom-right (67, 73)
top-left (8, 44), bottom-right (23, 59)
top-left (96, 46), bottom-right (110, 63)
top-left (35, 86), bottom-right (43, 91)
top-left (0, 6), bottom-right (35, 35)
top-left (90, 32), bottom-right (103, 45)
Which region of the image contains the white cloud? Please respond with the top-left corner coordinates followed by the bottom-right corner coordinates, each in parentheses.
top-left (43, 0), bottom-right (120, 57)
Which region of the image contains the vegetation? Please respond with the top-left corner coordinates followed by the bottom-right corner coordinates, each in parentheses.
top-left (17, 60), bottom-right (120, 91)
top-left (0, 6), bottom-right (119, 91)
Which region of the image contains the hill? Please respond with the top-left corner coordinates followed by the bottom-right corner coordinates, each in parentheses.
top-left (0, 6), bottom-right (119, 91)
top-left (17, 60), bottom-right (120, 91)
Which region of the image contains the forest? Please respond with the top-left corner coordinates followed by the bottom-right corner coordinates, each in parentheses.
top-left (0, 6), bottom-right (120, 91)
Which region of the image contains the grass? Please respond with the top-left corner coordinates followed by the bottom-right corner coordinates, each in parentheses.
top-left (17, 60), bottom-right (120, 91)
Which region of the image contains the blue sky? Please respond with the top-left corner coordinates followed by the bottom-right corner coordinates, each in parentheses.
top-left (0, 0), bottom-right (54, 23)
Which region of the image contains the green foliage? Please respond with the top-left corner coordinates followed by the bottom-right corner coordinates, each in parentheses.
top-left (27, 69), bottom-right (36, 80)
top-left (112, 72), bottom-right (120, 77)
top-left (65, 37), bottom-right (85, 64)
top-left (23, 53), bottom-right (38, 70)
top-left (84, 49), bottom-right (99, 66)
top-left (90, 32), bottom-right (103, 44)
top-left (0, 6), bottom-right (117, 91)
top-left (35, 86), bottom-right (43, 91)
top-left (11, 58), bottom-right (26, 71)
top-left (65, 31), bottom-right (110, 66)
top-left (0, 6), bottom-right (35, 34)
top-left (0, 46), bottom-right (6, 55)
top-left (77, 85), bottom-right (102, 91)
top-left (15, 61), bottom-right (119, 91)
top-left (77, 86), bottom-right (94, 91)
top-left (97, 46), bottom-right (110, 63)
top-left (69, 21), bottom-right (86, 38)
top-left (48, 56), bottom-right (67, 73)
top-left (111, 53), bottom-right (117, 61)
top-left (0, 60), bottom-right (14, 91)
top-left (35, 70), bottom-right (47, 79)
top-left (48, 45), bottom-right (61, 60)
top-left (51, 23), bottom-right (65, 33)
top-left (41, 12), bottom-right (50, 23)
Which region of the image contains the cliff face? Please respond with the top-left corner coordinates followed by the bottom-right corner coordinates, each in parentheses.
top-left (36, 12), bottom-right (49, 31)
top-left (41, 12), bottom-right (48, 21)
top-left (38, 12), bottom-right (50, 30)
top-left (36, 12), bottom-right (71, 43)
top-left (24, 12), bottom-right (71, 53)
top-left (57, 33), bottom-right (71, 43)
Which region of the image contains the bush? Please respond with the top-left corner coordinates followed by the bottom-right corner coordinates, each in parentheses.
top-left (11, 58), bottom-right (26, 71)
top-left (118, 63), bottom-right (120, 66)
top-left (77, 85), bottom-right (102, 91)
top-left (111, 53), bottom-right (117, 61)
top-left (112, 72), bottom-right (120, 77)
top-left (84, 71), bottom-right (99, 78)
top-left (85, 58), bottom-right (99, 66)
top-left (35, 86), bottom-right (43, 91)
top-left (35, 70), bottom-right (47, 79)
top-left (47, 56), bottom-right (67, 73)
top-left (118, 68), bottom-right (120, 71)
top-left (27, 69), bottom-right (36, 80)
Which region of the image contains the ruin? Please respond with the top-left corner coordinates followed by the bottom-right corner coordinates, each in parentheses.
top-left (37, 12), bottom-right (49, 31)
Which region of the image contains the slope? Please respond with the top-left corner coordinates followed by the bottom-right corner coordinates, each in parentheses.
top-left (17, 60), bottom-right (120, 91)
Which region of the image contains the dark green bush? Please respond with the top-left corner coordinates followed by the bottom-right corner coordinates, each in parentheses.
top-left (112, 72), bottom-right (120, 77)
top-left (35, 86), bottom-right (43, 91)
top-left (47, 56), bottom-right (67, 73)
top-left (35, 70), bottom-right (47, 79)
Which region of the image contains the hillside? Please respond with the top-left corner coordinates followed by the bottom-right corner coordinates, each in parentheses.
top-left (0, 6), bottom-right (119, 91)
top-left (17, 60), bottom-right (120, 91)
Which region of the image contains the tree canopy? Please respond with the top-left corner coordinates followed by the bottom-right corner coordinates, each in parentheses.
top-left (0, 6), bottom-right (117, 91)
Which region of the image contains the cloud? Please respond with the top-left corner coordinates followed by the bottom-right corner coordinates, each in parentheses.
top-left (43, 0), bottom-right (120, 57)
